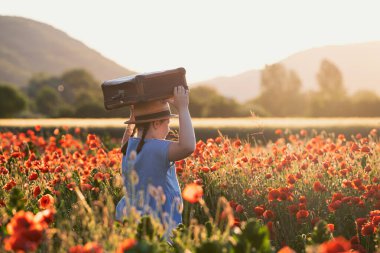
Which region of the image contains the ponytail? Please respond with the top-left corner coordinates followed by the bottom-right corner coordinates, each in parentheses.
top-left (136, 122), bottom-right (150, 154)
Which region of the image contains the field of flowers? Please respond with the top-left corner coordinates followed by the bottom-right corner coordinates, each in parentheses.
top-left (0, 126), bottom-right (379, 252)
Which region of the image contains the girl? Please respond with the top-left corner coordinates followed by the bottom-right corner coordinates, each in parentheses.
top-left (115, 86), bottom-right (195, 234)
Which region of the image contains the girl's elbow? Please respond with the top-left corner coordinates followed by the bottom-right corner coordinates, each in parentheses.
top-left (185, 145), bottom-right (195, 155)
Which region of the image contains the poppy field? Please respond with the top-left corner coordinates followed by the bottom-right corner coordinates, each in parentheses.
top-left (0, 126), bottom-right (380, 252)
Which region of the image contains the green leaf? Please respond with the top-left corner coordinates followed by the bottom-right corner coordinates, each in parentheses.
top-left (6, 187), bottom-right (25, 214)
top-left (196, 241), bottom-right (224, 253)
top-left (361, 155), bottom-right (367, 169)
top-left (137, 215), bottom-right (156, 241)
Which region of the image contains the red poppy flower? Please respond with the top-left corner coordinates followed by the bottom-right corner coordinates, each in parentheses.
top-left (33, 186), bottom-right (41, 198)
top-left (361, 222), bottom-right (375, 236)
top-left (313, 181), bottom-right (326, 192)
top-left (235, 204), bottom-right (244, 213)
top-left (288, 204), bottom-right (298, 215)
top-left (28, 172), bottom-right (38, 181)
top-left (268, 189), bottom-right (280, 201)
top-left (182, 183), bottom-right (203, 203)
top-left (69, 242), bottom-right (103, 253)
top-left (278, 246), bottom-right (296, 253)
top-left (286, 174), bottom-right (296, 185)
top-left (253, 206), bottom-right (265, 216)
top-left (296, 210), bottom-right (309, 222)
top-left (318, 236), bottom-right (351, 253)
top-left (38, 194), bottom-right (55, 209)
top-left (263, 210), bottom-right (275, 220)
top-left (116, 238), bottom-right (137, 253)
top-left (4, 210), bottom-right (52, 252)
top-left (327, 223), bottom-right (335, 232)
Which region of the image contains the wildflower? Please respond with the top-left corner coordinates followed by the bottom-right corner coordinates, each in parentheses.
top-left (116, 238), bottom-right (137, 253)
top-left (355, 218), bottom-right (367, 230)
top-left (235, 204), bottom-right (244, 213)
top-left (33, 186), bottom-right (41, 198)
top-left (311, 217), bottom-right (320, 227)
top-left (288, 204), bottom-right (298, 215)
top-left (327, 223), bottom-right (335, 232)
top-left (350, 143), bottom-right (360, 152)
top-left (182, 183), bottom-right (203, 203)
top-left (253, 206), bottom-right (265, 216)
top-left (268, 189), bottom-right (280, 201)
top-left (328, 200), bottom-right (342, 212)
top-left (286, 174), bottom-right (296, 185)
top-left (299, 196), bottom-right (307, 204)
top-left (69, 242), bottom-right (103, 253)
top-left (360, 146), bottom-right (370, 153)
top-left (318, 236), bottom-right (351, 253)
top-left (275, 129), bottom-right (283, 135)
top-left (34, 209), bottom-right (55, 226)
top-left (38, 194), bottom-right (55, 209)
top-left (3, 180), bottom-right (17, 191)
top-left (296, 210), bottom-right (309, 222)
top-left (233, 139), bottom-right (242, 148)
top-left (300, 129), bottom-right (307, 137)
top-left (201, 166), bottom-right (210, 173)
top-left (278, 246), bottom-right (296, 253)
top-left (361, 222), bottom-right (375, 236)
top-left (313, 181), bottom-right (326, 192)
top-left (4, 210), bottom-right (54, 252)
top-left (28, 172), bottom-right (39, 181)
top-left (263, 210), bottom-right (275, 220)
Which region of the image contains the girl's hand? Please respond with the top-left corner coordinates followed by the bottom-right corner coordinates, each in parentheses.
top-left (129, 105), bottom-right (135, 121)
top-left (126, 105), bottom-right (135, 130)
top-left (167, 86), bottom-right (189, 110)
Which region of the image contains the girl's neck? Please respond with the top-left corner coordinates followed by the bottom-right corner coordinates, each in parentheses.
top-left (136, 132), bottom-right (160, 140)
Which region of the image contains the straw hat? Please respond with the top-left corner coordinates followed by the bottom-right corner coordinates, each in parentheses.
top-left (124, 100), bottom-right (177, 124)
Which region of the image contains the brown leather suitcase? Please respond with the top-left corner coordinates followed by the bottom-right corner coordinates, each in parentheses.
top-left (101, 67), bottom-right (187, 110)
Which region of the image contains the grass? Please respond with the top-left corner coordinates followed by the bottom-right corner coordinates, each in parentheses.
top-left (1, 117), bottom-right (380, 129)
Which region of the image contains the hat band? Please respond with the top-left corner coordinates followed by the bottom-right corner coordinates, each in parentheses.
top-left (135, 110), bottom-right (171, 121)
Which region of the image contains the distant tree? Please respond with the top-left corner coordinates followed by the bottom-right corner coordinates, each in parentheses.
top-left (28, 73), bottom-right (60, 98)
top-left (60, 69), bottom-right (100, 104)
top-left (35, 86), bottom-right (61, 117)
top-left (317, 59), bottom-right (346, 99)
top-left (309, 59), bottom-right (349, 116)
top-left (74, 102), bottom-right (107, 118)
top-left (189, 85), bottom-right (247, 117)
top-left (256, 64), bottom-right (305, 116)
top-left (0, 83), bottom-right (27, 118)
top-left (26, 69), bottom-right (104, 117)
top-left (350, 90), bottom-right (380, 117)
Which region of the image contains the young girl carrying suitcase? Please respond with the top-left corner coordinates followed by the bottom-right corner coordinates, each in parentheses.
top-left (115, 86), bottom-right (195, 238)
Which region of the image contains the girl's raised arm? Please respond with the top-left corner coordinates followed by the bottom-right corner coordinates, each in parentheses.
top-left (168, 86), bottom-right (196, 161)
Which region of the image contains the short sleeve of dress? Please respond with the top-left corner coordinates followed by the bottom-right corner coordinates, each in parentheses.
top-left (158, 140), bottom-right (172, 170)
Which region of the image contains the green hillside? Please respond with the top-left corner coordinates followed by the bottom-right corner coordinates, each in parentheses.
top-left (0, 15), bottom-right (135, 86)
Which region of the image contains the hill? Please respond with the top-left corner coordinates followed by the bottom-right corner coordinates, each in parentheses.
top-left (0, 16), bottom-right (135, 86)
top-left (194, 41), bottom-right (380, 102)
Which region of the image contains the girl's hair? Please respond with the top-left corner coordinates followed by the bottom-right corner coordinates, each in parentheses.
top-left (121, 119), bottom-right (168, 155)
top-left (136, 122), bottom-right (150, 154)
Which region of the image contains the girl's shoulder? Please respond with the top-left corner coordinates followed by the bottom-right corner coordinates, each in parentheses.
top-left (129, 137), bottom-right (173, 149)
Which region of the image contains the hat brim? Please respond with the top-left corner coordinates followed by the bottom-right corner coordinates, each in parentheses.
top-left (124, 114), bottom-right (178, 124)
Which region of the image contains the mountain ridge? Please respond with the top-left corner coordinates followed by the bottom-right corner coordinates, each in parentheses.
top-left (194, 41), bottom-right (380, 102)
top-left (0, 15), bottom-right (135, 86)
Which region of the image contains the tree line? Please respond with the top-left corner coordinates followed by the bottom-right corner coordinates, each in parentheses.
top-left (1, 59), bottom-right (380, 118)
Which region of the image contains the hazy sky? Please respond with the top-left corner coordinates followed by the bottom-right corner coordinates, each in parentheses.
top-left (1, 0), bottom-right (380, 83)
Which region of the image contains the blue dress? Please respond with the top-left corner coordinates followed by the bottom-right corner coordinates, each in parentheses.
top-left (115, 137), bottom-right (183, 232)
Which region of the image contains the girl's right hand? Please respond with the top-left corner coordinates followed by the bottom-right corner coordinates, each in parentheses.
top-left (170, 86), bottom-right (189, 110)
